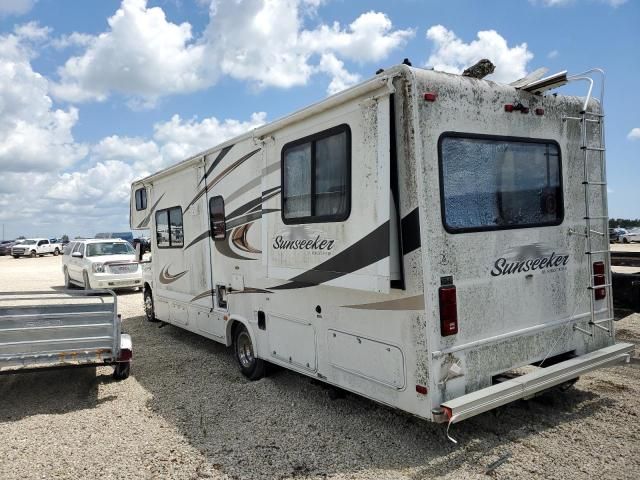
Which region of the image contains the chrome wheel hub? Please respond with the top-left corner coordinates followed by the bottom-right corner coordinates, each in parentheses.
top-left (237, 331), bottom-right (254, 368)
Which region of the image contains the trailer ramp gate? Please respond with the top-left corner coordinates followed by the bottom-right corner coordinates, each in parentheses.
top-left (0, 290), bottom-right (130, 373)
top-left (441, 342), bottom-right (634, 424)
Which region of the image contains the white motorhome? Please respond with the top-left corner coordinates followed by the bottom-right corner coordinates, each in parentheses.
top-left (130, 65), bottom-right (633, 426)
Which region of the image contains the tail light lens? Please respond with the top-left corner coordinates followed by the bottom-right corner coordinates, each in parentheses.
top-left (118, 348), bottom-right (132, 361)
top-left (593, 261), bottom-right (606, 300)
top-left (439, 285), bottom-right (458, 336)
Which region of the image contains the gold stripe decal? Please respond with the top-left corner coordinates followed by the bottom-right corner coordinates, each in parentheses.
top-left (342, 295), bottom-right (425, 311)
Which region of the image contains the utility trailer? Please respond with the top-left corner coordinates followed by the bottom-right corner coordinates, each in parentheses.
top-left (130, 64), bottom-right (633, 427)
top-left (0, 290), bottom-right (132, 379)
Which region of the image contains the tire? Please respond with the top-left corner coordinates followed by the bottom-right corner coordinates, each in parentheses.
top-left (623, 238), bottom-right (629, 244)
top-left (83, 271), bottom-right (91, 290)
top-left (12, 255), bottom-right (19, 259)
top-left (113, 362), bottom-right (131, 380)
top-left (53, 248), bottom-right (59, 256)
top-left (233, 324), bottom-right (265, 380)
top-left (143, 288), bottom-right (158, 322)
top-left (30, 250), bottom-right (36, 258)
top-left (63, 268), bottom-right (73, 289)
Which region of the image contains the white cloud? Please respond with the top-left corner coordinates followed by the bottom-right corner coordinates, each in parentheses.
top-left (547, 49), bottom-right (559, 59)
top-left (318, 53), bottom-right (361, 95)
top-left (628, 128), bottom-right (640, 141)
top-left (0, 29), bottom-right (87, 173)
top-left (153, 112), bottom-right (267, 164)
top-left (425, 25), bottom-right (533, 83)
top-left (0, 0), bottom-right (37, 17)
top-left (51, 0), bottom-right (209, 103)
top-left (52, 0), bottom-right (412, 103)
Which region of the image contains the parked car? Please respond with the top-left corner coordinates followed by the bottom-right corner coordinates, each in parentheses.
top-left (609, 227), bottom-right (628, 243)
top-left (0, 240), bottom-right (18, 256)
top-left (11, 238), bottom-right (62, 258)
top-left (621, 228), bottom-right (640, 243)
top-left (62, 239), bottom-right (143, 290)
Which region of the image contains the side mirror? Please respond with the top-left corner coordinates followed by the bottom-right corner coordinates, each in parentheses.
top-left (134, 242), bottom-right (143, 262)
top-left (71, 251), bottom-right (83, 258)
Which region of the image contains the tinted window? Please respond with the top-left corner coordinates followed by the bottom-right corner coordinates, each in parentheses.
top-left (169, 207), bottom-right (183, 247)
top-left (209, 196), bottom-right (226, 240)
top-left (155, 210), bottom-right (170, 247)
top-left (86, 242), bottom-right (134, 256)
top-left (135, 188), bottom-right (147, 211)
top-left (156, 207), bottom-right (183, 248)
top-left (439, 134), bottom-right (563, 232)
top-left (282, 124), bottom-right (350, 224)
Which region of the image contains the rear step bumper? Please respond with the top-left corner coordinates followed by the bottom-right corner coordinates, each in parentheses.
top-left (441, 342), bottom-right (635, 424)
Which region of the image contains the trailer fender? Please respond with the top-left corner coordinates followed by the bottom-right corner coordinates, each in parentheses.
top-left (225, 316), bottom-right (257, 351)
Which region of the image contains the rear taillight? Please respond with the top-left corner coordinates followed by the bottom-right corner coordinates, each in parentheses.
top-left (593, 261), bottom-right (606, 300)
top-left (439, 286), bottom-right (458, 336)
top-left (118, 348), bottom-right (132, 361)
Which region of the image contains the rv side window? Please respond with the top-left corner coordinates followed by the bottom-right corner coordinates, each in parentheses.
top-left (156, 207), bottom-right (184, 248)
top-left (209, 196), bottom-right (226, 240)
top-left (282, 124), bottom-right (351, 224)
top-left (439, 134), bottom-right (563, 232)
top-left (135, 188), bottom-right (147, 210)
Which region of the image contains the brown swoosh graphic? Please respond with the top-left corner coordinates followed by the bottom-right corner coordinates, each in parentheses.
top-left (137, 193), bottom-right (166, 228)
top-left (159, 265), bottom-right (188, 284)
top-left (232, 223), bottom-right (261, 254)
top-left (342, 295), bottom-right (425, 311)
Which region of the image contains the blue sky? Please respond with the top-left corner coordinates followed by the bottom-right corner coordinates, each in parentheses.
top-left (0, 0), bottom-right (638, 239)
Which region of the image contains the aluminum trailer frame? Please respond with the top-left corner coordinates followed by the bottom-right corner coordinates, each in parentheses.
top-left (0, 290), bottom-right (132, 379)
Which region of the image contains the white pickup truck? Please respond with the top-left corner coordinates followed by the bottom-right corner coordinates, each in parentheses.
top-left (11, 238), bottom-right (62, 258)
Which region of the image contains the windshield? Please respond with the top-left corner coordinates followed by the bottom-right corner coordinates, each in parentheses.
top-left (86, 242), bottom-right (134, 257)
top-left (22, 240), bottom-right (36, 245)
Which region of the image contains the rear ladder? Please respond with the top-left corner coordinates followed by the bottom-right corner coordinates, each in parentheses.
top-left (564, 69), bottom-right (614, 337)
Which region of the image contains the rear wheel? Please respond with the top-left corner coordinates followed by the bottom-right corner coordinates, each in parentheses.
top-left (113, 362), bottom-right (131, 380)
top-left (53, 248), bottom-right (60, 256)
top-left (30, 250), bottom-right (36, 258)
top-left (233, 324), bottom-right (265, 380)
top-left (63, 268), bottom-right (73, 289)
top-left (143, 288), bottom-right (158, 322)
top-left (83, 271), bottom-right (91, 290)
top-left (623, 237), bottom-right (629, 244)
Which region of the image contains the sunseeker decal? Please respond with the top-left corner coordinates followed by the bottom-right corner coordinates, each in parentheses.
top-left (272, 226), bottom-right (336, 255)
top-left (491, 244), bottom-right (569, 277)
top-left (159, 265), bottom-right (188, 284)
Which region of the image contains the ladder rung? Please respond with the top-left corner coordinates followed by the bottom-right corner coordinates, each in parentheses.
top-left (580, 111), bottom-right (605, 118)
top-left (591, 323), bottom-right (610, 333)
top-left (582, 181), bottom-right (607, 185)
top-left (585, 250), bottom-right (610, 255)
top-left (584, 216), bottom-right (608, 220)
top-left (592, 317), bottom-right (614, 325)
top-left (589, 230), bottom-right (605, 236)
top-left (581, 146), bottom-right (605, 152)
top-left (587, 283), bottom-right (612, 290)
top-left (562, 116), bottom-right (601, 123)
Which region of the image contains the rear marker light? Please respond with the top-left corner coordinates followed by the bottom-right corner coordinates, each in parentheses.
top-left (415, 385), bottom-right (428, 395)
top-left (535, 108), bottom-right (544, 116)
top-left (439, 285), bottom-right (458, 336)
top-left (593, 261), bottom-right (606, 300)
top-left (119, 348), bottom-right (132, 361)
top-left (504, 104), bottom-right (514, 112)
top-left (423, 92), bottom-right (437, 102)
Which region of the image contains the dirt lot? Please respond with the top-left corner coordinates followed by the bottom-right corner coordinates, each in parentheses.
top-left (0, 255), bottom-right (639, 480)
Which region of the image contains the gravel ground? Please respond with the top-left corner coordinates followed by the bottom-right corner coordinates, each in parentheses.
top-left (0, 255), bottom-right (639, 480)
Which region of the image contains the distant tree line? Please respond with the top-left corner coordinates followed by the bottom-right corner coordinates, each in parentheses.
top-left (609, 218), bottom-right (640, 229)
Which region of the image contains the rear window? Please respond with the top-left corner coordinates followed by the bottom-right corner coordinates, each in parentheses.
top-left (438, 134), bottom-right (563, 233)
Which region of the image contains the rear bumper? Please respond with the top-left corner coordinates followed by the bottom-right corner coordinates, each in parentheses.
top-left (441, 342), bottom-right (635, 424)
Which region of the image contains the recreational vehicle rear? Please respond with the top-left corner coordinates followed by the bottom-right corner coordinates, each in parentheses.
top-left (130, 65), bottom-right (633, 426)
